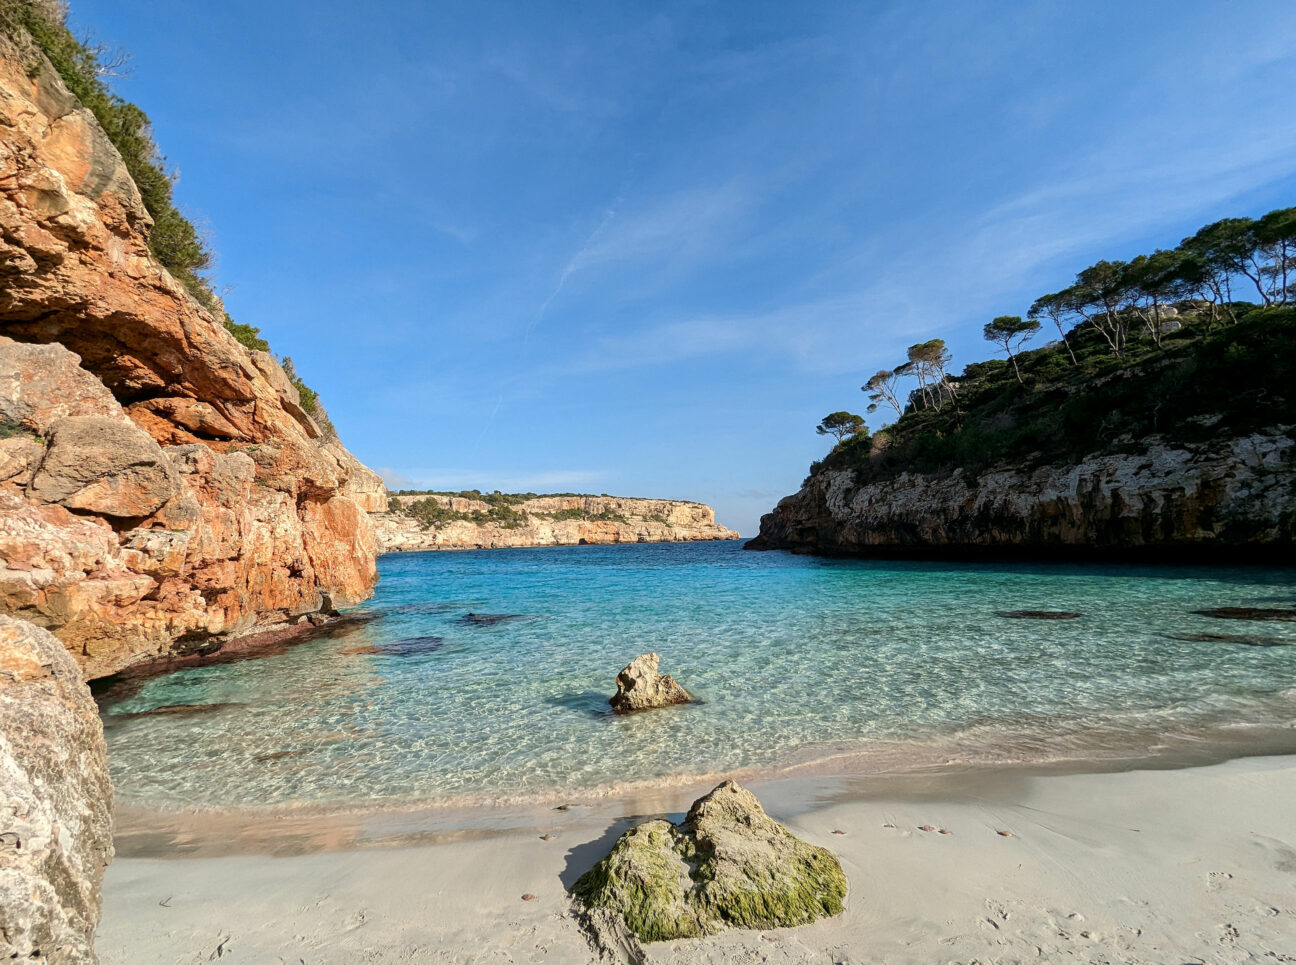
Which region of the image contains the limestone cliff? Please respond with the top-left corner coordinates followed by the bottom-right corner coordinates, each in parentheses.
top-left (748, 430), bottom-right (1295, 559)
top-left (374, 493), bottom-right (739, 552)
top-left (0, 40), bottom-right (383, 678)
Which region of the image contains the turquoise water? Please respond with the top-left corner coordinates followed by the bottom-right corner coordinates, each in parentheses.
top-left (100, 543), bottom-right (1296, 810)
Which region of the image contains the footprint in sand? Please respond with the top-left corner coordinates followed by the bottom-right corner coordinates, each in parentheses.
top-left (1207, 871), bottom-right (1234, 891)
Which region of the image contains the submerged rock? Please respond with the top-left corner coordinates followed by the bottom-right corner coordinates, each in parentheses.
top-left (995, 610), bottom-right (1083, 620)
top-left (378, 635), bottom-right (445, 656)
top-left (460, 612), bottom-right (525, 626)
top-left (571, 780), bottom-right (846, 942)
top-left (609, 652), bottom-right (690, 714)
top-left (1168, 632), bottom-right (1291, 647)
top-left (1193, 607), bottom-right (1296, 622)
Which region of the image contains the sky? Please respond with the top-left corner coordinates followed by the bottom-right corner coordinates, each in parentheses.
top-left (73, 0), bottom-right (1296, 535)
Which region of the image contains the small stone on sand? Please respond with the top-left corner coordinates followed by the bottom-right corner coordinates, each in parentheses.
top-left (997, 830), bottom-right (1013, 837)
top-left (831, 829), bottom-right (845, 835)
top-left (938, 828), bottom-right (952, 835)
top-left (918, 825), bottom-right (935, 832)
top-left (540, 834), bottom-right (554, 841)
top-left (554, 804), bottom-right (569, 811)
top-left (521, 893), bottom-right (538, 902)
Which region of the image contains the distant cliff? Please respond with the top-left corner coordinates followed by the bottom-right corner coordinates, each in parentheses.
top-left (749, 430), bottom-right (1294, 559)
top-left (0, 28), bottom-right (385, 679)
top-left (374, 493), bottom-right (739, 552)
top-left (752, 306), bottom-right (1296, 560)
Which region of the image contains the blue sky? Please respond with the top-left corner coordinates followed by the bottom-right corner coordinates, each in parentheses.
top-left (75, 0), bottom-right (1296, 535)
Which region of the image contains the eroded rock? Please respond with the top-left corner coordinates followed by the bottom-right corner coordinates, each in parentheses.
top-left (571, 780), bottom-right (846, 941)
top-left (0, 616), bottom-right (113, 964)
top-left (609, 652), bottom-right (690, 714)
top-left (28, 416), bottom-right (180, 518)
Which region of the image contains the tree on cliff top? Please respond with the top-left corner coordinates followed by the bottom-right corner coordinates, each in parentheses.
top-left (862, 369), bottom-right (905, 419)
top-left (982, 315), bottom-right (1040, 384)
top-left (816, 412), bottom-right (866, 443)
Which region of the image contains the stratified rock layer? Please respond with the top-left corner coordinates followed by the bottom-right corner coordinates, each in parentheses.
top-left (373, 494), bottom-right (739, 552)
top-left (609, 652), bottom-right (691, 714)
top-left (0, 43), bottom-right (382, 677)
top-left (749, 431), bottom-right (1296, 558)
top-left (0, 616), bottom-right (112, 964)
top-left (572, 781), bottom-right (846, 942)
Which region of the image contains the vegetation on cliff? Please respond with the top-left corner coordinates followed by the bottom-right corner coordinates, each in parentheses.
top-left (0, 0), bottom-right (332, 431)
top-left (812, 207), bottom-right (1296, 486)
top-left (387, 490), bottom-right (632, 530)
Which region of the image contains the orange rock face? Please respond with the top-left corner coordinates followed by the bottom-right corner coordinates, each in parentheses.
top-left (0, 46), bottom-right (382, 678)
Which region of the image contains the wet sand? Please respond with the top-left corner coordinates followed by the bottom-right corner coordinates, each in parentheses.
top-left (97, 755), bottom-right (1296, 963)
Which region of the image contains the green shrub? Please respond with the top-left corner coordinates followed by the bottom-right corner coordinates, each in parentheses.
top-left (815, 307), bottom-right (1296, 486)
top-left (223, 318), bottom-right (270, 353)
top-left (2, 1), bottom-right (212, 291)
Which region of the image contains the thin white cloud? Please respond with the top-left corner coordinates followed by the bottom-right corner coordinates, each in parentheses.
top-left (381, 468), bottom-right (608, 494)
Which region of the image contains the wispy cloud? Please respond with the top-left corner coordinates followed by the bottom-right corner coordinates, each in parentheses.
top-left (378, 468), bottom-right (608, 494)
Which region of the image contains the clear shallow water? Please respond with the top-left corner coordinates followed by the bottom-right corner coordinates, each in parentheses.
top-left (100, 543), bottom-right (1296, 810)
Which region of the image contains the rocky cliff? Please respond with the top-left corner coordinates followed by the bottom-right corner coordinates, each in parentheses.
top-left (374, 493), bottom-right (739, 552)
top-left (0, 39), bottom-right (383, 678)
top-left (748, 429), bottom-right (1295, 559)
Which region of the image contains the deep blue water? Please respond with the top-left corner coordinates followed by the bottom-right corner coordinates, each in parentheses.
top-left (100, 542), bottom-right (1296, 809)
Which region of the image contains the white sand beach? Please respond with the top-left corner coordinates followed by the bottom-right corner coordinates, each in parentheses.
top-left (96, 755), bottom-right (1296, 964)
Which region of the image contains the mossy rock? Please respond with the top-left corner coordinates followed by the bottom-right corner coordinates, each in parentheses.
top-left (571, 781), bottom-right (846, 942)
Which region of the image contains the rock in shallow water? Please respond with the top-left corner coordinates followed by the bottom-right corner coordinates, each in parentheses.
top-left (1168, 632), bottom-right (1291, 647)
top-left (571, 780), bottom-right (846, 942)
top-left (459, 612), bottom-right (526, 626)
top-left (1193, 607), bottom-right (1296, 622)
top-left (995, 610), bottom-right (1083, 620)
top-left (609, 652), bottom-right (691, 714)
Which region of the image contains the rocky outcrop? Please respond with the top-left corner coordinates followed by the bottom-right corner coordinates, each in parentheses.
top-left (0, 616), bottom-right (113, 964)
top-left (0, 42), bottom-right (382, 677)
top-left (749, 430), bottom-right (1296, 559)
top-left (373, 494), bottom-right (738, 552)
top-left (572, 781), bottom-right (846, 942)
top-left (609, 652), bottom-right (691, 714)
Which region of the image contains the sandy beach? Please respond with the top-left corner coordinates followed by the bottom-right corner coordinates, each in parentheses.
top-left (96, 755), bottom-right (1296, 964)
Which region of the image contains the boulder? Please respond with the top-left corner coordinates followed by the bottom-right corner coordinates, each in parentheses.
top-left (27, 415), bottom-right (180, 518)
top-left (571, 780), bottom-right (846, 942)
top-left (0, 616), bottom-right (114, 964)
top-left (0, 336), bottom-right (124, 432)
top-left (609, 652), bottom-right (690, 713)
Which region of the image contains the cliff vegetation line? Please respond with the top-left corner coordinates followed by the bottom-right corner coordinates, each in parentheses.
top-left (387, 490), bottom-right (663, 530)
top-left (811, 206), bottom-right (1295, 488)
top-left (0, 0), bottom-right (333, 431)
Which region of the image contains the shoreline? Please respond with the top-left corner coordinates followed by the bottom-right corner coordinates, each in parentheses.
top-left (97, 753), bottom-right (1296, 963)
top-left (376, 532), bottom-right (744, 554)
top-left (108, 721), bottom-right (1296, 859)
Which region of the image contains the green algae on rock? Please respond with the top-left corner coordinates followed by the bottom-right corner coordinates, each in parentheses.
top-left (571, 781), bottom-right (846, 942)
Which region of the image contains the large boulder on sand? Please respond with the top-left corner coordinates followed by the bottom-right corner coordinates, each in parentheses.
top-left (609, 652), bottom-right (690, 713)
top-left (572, 780), bottom-right (846, 942)
top-left (0, 616), bottom-right (113, 963)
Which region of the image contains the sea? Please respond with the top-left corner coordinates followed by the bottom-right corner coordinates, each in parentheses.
top-left (98, 541), bottom-right (1296, 812)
